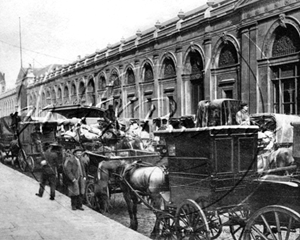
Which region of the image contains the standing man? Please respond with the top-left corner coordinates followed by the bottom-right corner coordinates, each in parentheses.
top-left (64, 147), bottom-right (86, 211)
top-left (36, 142), bottom-right (60, 200)
top-left (236, 102), bottom-right (250, 125)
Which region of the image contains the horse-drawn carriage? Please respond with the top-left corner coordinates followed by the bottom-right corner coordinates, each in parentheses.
top-left (91, 99), bottom-right (300, 240)
top-left (16, 117), bottom-right (63, 172)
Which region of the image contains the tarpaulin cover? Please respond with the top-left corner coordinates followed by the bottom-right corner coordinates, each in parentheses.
top-left (250, 113), bottom-right (300, 143)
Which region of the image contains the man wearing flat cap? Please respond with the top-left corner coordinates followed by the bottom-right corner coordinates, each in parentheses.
top-left (236, 102), bottom-right (250, 125)
top-left (64, 147), bottom-right (87, 210)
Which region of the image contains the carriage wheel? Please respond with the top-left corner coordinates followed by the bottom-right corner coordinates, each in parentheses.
top-left (85, 182), bottom-right (97, 210)
top-left (18, 149), bottom-right (27, 172)
top-left (206, 211), bottom-right (222, 239)
top-left (155, 212), bottom-right (176, 240)
top-left (26, 156), bottom-right (35, 172)
top-left (243, 205), bottom-right (300, 240)
top-left (229, 207), bottom-right (250, 240)
top-left (175, 199), bottom-right (211, 240)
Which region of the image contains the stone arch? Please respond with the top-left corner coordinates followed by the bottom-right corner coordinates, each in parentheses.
top-left (212, 33), bottom-right (240, 69)
top-left (183, 45), bottom-right (206, 115)
top-left (71, 83), bottom-right (76, 96)
top-left (51, 88), bottom-right (56, 100)
top-left (78, 81), bottom-right (86, 104)
top-left (97, 72), bottom-right (107, 90)
top-left (124, 64), bottom-right (136, 85)
top-left (159, 52), bottom-right (177, 79)
top-left (140, 59), bottom-right (154, 82)
top-left (183, 44), bottom-right (205, 75)
top-left (63, 85), bottom-right (69, 104)
top-left (87, 77), bottom-right (96, 106)
top-left (262, 16), bottom-right (300, 58)
top-left (109, 68), bottom-right (121, 87)
top-left (57, 87), bottom-right (62, 104)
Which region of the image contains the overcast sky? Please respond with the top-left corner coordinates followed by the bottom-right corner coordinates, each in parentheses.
top-left (0, 0), bottom-right (208, 90)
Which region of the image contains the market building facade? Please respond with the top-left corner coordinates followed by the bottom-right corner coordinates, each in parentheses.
top-left (2, 0), bottom-right (300, 120)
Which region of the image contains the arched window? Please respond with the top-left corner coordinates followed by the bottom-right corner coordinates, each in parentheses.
top-left (272, 25), bottom-right (300, 57)
top-left (79, 82), bottom-right (85, 97)
top-left (64, 86), bottom-right (69, 98)
top-left (163, 57), bottom-right (176, 78)
top-left (218, 42), bottom-right (238, 67)
top-left (143, 63), bottom-right (153, 82)
top-left (110, 72), bottom-right (120, 87)
top-left (186, 51), bottom-right (204, 115)
top-left (87, 79), bottom-right (95, 92)
top-left (71, 84), bottom-right (76, 96)
top-left (126, 68), bottom-right (135, 85)
top-left (98, 76), bottom-right (106, 90)
top-left (271, 25), bottom-right (300, 114)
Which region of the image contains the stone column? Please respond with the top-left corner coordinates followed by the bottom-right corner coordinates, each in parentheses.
top-left (240, 28), bottom-right (250, 105)
top-left (134, 60), bottom-right (141, 119)
top-left (153, 54), bottom-right (160, 117)
top-left (249, 25), bottom-right (258, 113)
top-left (176, 46), bottom-right (183, 117)
top-left (203, 33), bottom-right (212, 100)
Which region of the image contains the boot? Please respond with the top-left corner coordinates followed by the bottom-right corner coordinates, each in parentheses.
top-left (76, 195), bottom-right (84, 211)
top-left (71, 196), bottom-right (77, 210)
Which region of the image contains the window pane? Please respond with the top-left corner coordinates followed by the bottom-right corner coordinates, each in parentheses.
top-left (273, 82), bottom-right (280, 113)
top-left (283, 79), bottom-right (295, 114)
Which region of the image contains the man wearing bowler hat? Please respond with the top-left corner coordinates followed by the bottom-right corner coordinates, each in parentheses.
top-left (64, 147), bottom-right (86, 210)
top-left (236, 102), bottom-right (250, 125)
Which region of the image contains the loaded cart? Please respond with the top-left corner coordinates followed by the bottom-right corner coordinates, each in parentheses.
top-left (152, 124), bottom-right (300, 240)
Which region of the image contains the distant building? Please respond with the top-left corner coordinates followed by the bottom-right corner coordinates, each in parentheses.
top-left (1, 0), bottom-right (300, 119)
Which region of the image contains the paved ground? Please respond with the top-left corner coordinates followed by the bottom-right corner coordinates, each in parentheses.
top-left (0, 162), bottom-right (150, 240)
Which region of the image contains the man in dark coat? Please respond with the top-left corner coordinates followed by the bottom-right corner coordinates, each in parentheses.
top-left (36, 143), bottom-right (60, 200)
top-left (64, 148), bottom-right (87, 210)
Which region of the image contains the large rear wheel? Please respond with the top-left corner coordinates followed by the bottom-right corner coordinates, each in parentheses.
top-left (244, 205), bottom-right (300, 240)
top-left (175, 199), bottom-right (211, 240)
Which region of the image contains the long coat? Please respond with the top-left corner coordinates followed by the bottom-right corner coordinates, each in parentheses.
top-left (64, 154), bottom-right (86, 197)
top-left (43, 150), bottom-right (59, 175)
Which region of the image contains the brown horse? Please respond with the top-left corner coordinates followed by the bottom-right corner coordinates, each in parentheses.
top-left (96, 159), bottom-right (168, 237)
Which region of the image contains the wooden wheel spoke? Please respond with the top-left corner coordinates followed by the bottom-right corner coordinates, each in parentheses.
top-left (260, 214), bottom-right (277, 239)
top-left (251, 225), bottom-right (270, 240)
top-left (274, 212), bottom-right (283, 240)
top-left (285, 217), bottom-right (293, 240)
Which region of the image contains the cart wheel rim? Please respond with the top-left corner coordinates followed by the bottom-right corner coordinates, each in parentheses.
top-left (175, 199), bottom-right (211, 240)
top-left (26, 156), bottom-right (35, 172)
top-left (18, 150), bottom-right (26, 171)
top-left (244, 205), bottom-right (300, 240)
top-left (156, 212), bottom-right (177, 239)
top-left (86, 183), bottom-right (96, 209)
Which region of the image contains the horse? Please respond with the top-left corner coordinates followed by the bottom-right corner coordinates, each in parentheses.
top-left (257, 147), bottom-right (295, 174)
top-left (96, 159), bottom-right (169, 237)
